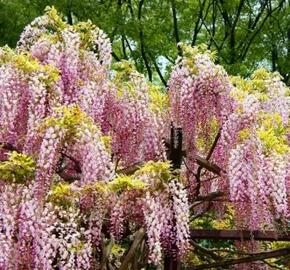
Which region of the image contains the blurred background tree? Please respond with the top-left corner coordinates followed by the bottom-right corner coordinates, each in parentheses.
top-left (1, 0), bottom-right (289, 86)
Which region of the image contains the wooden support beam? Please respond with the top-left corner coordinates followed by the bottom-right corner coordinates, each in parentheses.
top-left (190, 229), bottom-right (290, 241)
top-left (185, 247), bottom-right (290, 270)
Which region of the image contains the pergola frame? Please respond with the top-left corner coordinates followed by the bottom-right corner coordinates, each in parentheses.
top-left (164, 126), bottom-right (290, 270)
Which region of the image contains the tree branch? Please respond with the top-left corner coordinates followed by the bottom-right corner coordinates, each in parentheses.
top-left (138, 0), bottom-right (152, 81)
top-left (67, 0), bottom-right (73, 25)
top-left (190, 241), bottom-right (222, 261)
top-left (101, 236), bottom-right (114, 270)
top-left (194, 191), bottom-right (225, 203)
top-left (206, 129), bottom-right (221, 161)
top-left (239, 0), bottom-right (286, 61)
top-left (112, 51), bottom-right (121, 61)
top-left (195, 156), bottom-right (224, 176)
top-left (121, 35), bottom-right (129, 60)
top-left (191, 0), bottom-right (207, 46)
top-left (185, 247), bottom-right (290, 270)
top-left (116, 161), bottom-right (144, 175)
top-left (119, 228), bottom-right (146, 270)
top-left (0, 142), bottom-right (20, 152)
top-left (149, 53), bottom-right (168, 87)
top-left (170, 0), bottom-right (182, 56)
top-left (60, 151), bottom-right (82, 173)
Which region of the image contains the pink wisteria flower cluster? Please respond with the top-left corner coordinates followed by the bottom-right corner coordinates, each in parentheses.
top-left (0, 7), bottom-right (289, 270)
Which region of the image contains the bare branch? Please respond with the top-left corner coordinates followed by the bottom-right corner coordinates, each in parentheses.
top-left (206, 129), bottom-right (221, 161)
top-left (116, 161), bottom-right (144, 175)
top-left (138, 0), bottom-right (152, 81)
top-left (170, 0), bottom-right (181, 56)
top-left (194, 191), bottom-right (225, 203)
top-left (101, 236), bottom-right (114, 270)
top-left (119, 228), bottom-right (146, 270)
top-left (112, 51), bottom-right (121, 61)
top-left (191, 0), bottom-right (207, 46)
top-left (149, 53), bottom-right (168, 87)
top-left (190, 241), bottom-right (222, 261)
top-left (184, 247), bottom-right (290, 270)
top-left (0, 142), bottom-right (20, 152)
top-left (195, 156), bottom-right (224, 176)
top-left (239, 0), bottom-right (286, 61)
top-left (190, 229), bottom-right (290, 241)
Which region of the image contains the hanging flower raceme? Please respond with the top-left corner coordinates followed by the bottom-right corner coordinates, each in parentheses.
top-left (0, 184), bottom-right (58, 269)
top-left (33, 105), bottom-right (113, 200)
top-left (15, 7), bottom-right (168, 169)
top-left (0, 47), bottom-right (60, 155)
top-left (107, 61), bottom-right (168, 166)
top-left (143, 192), bottom-right (163, 265)
top-left (169, 181), bottom-right (190, 258)
top-left (226, 70), bottom-right (290, 230)
top-left (168, 45), bottom-right (236, 198)
top-left (1, 6), bottom-right (290, 270)
top-left (17, 6), bottom-right (112, 127)
top-left (168, 45), bottom-right (235, 157)
top-left (129, 162), bottom-right (190, 265)
top-left (142, 183), bottom-right (190, 266)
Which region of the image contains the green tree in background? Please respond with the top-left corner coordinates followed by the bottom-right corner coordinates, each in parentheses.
top-left (1, 0), bottom-right (290, 85)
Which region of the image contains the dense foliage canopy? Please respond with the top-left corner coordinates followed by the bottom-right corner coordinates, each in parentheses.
top-left (1, 0), bottom-right (290, 85)
top-left (0, 6), bottom-right (289, 270)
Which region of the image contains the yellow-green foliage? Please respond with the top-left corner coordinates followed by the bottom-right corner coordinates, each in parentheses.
top-left (48, 182), bottom-right (74, 207)
top-left (112, 60), bottom-right (135, 81)
top-left (111, 243), bottom-right (126, 256)
top-left (195, 118), bottom-right (219, 154)
top-left (148, 84), bottom-right (169, 113)
top-left (113, 61), bottom-right (142, 99)
top-left (181, 43), bottom-right (217, 62)
top-left (190, 206), bottom-right (234, 230)
top-left (74, 20), bottom-right (100, 50)
top-left (42, 105), bottom-right (112, 152)
top-left (229, 78), bottom-right (249, 102)
top-left (267, 241), bottom-right (290, 250)
top-left (42, 64), bottom-right (60, 83)
top-left (231, 72), bottom-right (290, 154)
top-left (101, 135), bottom-right (112, 152)
top-left (44, 6), bottom-right (66, 31)
top-left (251, 68), bottom-right (272, 93)
top-left (81, 182), bottom-right (109, 195)
top-left (108, 175), bottom-right (146, 193)
top-left (1, 47), bottom-right (40, 73)
top-left (0, 46), bottom-right (59, 83)
top-left (257, 113), bottom-right (290, 154)
top-left (179, 43), bottom-right (217, 74)
top-left (68, 242), bottom-right (85, 254)
top-left (44, 105), bottom-right (87, 130)
top-left (238, 128), bottom-right (251, 141)
top-left (0, 151), bottom-right (35, 184)
top-left (251, 68), bottom-right (282, 87)
top-left (230, 68), bottom-right (286, 103)
top-left (183, 250), bottom-right (204, 267)
top-left (230, 76), bottom-right (269, 103)
top-left (43, 105), bottom-right (92, 136)
top-left (134, 161), bottom-right (172, 182)
top-left (264, 242), bottom-right (289, 270)
top-left (212, 206), bottom-right (234, 229)
top-left (237, 113), bottom-right (289, 154)
top-left (45, 7), bottom-right (104, 51)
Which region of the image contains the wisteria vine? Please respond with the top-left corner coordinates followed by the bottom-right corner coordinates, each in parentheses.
top-left (0, 7), bottom-right (289, 270)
